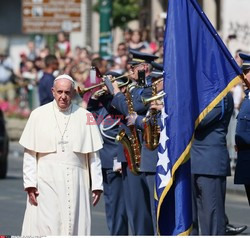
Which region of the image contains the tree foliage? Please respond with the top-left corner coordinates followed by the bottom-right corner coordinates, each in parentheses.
top-left (94, 0), bottom-right (140, 29)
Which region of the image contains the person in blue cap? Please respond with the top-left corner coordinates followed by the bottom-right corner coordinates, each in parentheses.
top-left (191, 91), bottom-right (235, 235)
top-left (128, 49), bottom-right (159, 87)
top-left (125, 61), bottom-right (164, 133)
top-left (125, 60), bottom-right (164, 234)
top-left (108, 50), bottom-right (159, 235)
top-left (149, 61), bottom-right (164, 79)
top-left (239, 53), bottom-right (250, 72)
top-left (234, 52), bottom-right (250, 206)
top-left (190, 51), bottom-right (250, 235)
top-left (86, 52), bottom-right (156, 234)
top-left (87, 71), bottom-right (129, 235)
top-left (221, 52), bottom-right (249, 236)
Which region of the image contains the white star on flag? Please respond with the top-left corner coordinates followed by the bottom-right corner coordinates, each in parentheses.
top-left (158, 170), bottom-right (171, 189)
top-left (159, 127), bottom-right (168, 150)
top-left (156, 106), bottom-right (171, 189)
top-left (157, 147), bottom-right (169, 172)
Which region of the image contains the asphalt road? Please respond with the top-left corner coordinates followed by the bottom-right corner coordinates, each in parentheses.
top-left (0, 142), bottom-right (250, 236)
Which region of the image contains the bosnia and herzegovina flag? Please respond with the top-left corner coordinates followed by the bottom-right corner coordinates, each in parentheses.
top-left (155, 0), bottom-right (242, 235)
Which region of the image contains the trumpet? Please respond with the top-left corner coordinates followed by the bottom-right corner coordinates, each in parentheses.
top-left (77, 73), bottom-right (133, 97)
top-left (141, 90), bottom-right (166, 105)
top-left (93, 78), bottom-right (131, 97)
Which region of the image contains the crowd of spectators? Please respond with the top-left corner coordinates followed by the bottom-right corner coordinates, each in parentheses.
top-left (0, 28), bottom-right (164, 118)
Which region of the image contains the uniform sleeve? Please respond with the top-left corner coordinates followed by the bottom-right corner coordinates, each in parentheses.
top-left (197, 93), bottom-right (233, 130)
top-left (23, 149), bottom-right (37, 190)
top-left (111, 88), bottom-right (150, 116)
top-left (87, 98), bottom-right (100, 112)
top-left (89, 151), bottom-right (103, 191)
top-left (133, 87), bottom-right (151, 114)
top-left (135, 115), bottom-right (145, 130)
top-left (111, 92), bottom-right (129, 116)
top-left (196, 103), bottom-right (222, 130)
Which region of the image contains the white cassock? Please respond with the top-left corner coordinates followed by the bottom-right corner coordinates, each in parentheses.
top-left (19, 100), bottom-right (103, 236)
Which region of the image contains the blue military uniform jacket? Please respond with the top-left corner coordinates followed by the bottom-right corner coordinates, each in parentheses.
top-left (234, 90), bottom-right (250, 184)
top-left (88, 98), bottom-right (120, 169)
top-left (235, 90), bottom-right (250, 147)
top-left (191, 93), bottom-right (234, 176)
top-left (111, 86), bottom-right (158, 173)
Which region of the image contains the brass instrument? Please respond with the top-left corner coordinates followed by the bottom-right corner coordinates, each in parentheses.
top-left (142, 79), bottom-right (164, 150)
top-left (127, 81), bottom-right (137, 92)
top-left (93, 77), bottom-right (130, 98)
top-left (116, 84), bottom-right (141, 175)
top-left (141, 78), bottom-right (165, 105)
top-left (141, 90), bottom-right (166, 105)
top-left (77, 73), bottom-right (133, 97)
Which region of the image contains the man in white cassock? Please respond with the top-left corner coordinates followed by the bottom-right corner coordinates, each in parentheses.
top-left (19, 74), bottom-right (104, 236)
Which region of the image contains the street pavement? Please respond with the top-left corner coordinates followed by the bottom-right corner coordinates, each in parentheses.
top-left (0, 141), bottom-right (250, 236)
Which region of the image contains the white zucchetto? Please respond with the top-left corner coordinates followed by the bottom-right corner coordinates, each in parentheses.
top-left (54, 74), bottom-right (75, 85)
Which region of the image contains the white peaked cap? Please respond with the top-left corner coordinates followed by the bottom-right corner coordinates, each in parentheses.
top-left (54, 74), bottom-right (75, 85)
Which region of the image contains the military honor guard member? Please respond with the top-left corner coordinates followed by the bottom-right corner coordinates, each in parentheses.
top-left (191, 92), bottom-right (234, 235)
top-left (110, 50), bottom-right (159, 235)
top-left (87, 71), bottom-right (129, 235)
top-left (235, 53), bottom-right (250, 206)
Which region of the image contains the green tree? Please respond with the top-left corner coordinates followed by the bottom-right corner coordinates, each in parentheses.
top-left (94, 0), bottom-right (140, 29)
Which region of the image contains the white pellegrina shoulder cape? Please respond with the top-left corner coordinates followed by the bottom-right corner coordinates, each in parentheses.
top-left (19, 101), bottom-right (103, 153)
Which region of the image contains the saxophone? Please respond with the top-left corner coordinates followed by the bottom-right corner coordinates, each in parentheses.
top-left (116, 84), bottom-right (141, 175)
top-left (142, 79), bottom-right (162, 150)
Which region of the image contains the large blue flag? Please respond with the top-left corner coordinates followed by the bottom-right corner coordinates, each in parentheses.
top-left (155, 0), bottom-right (242, 235)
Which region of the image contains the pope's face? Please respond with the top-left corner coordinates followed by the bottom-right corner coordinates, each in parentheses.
top-left (52, 79), bottom-right (75, 110)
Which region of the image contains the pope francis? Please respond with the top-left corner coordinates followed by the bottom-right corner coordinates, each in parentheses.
top-left (19, 74), bottom-right (104, 236)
